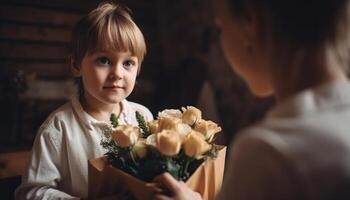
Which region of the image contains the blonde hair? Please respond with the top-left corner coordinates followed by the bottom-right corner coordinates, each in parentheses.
top-left (70, 2), bottom-right (146, 69)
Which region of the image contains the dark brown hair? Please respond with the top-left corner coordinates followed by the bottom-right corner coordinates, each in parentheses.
top-left (228, 0), bottom-right (350, 72)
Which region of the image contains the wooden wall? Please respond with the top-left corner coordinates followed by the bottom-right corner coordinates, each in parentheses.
top-left (0, 0), bottom-right (163, 149)
top-left (0, 1), bottom-right (163, 198)
top-left (0, 1), bottom-right (84, 148)
top-left (0, 1), bottom-right (93, 79)
top-left (0, 0), bottom-right (273, 148)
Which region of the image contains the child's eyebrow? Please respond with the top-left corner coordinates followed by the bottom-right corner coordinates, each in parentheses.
top-left (92, 51), bottom-right (138, 59)
top-left (93, 50), bottom-right (110, 54)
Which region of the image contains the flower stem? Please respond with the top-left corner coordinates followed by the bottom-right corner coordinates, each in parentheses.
top-left (183, 157), bottom-right (194, 179)
top-left (129, 150), bottom-right (137, 166)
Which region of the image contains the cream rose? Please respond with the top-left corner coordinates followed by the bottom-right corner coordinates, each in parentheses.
top-left (157, 116), bottom-right (191, 141)
top-left (158, 116), bottom-right (182, 131)
top-left (156, 130), bottom-right (182, 156)
top-left (111, 125), bottom-right (140, 147)
top-left (181, 106), bottom-right (202, 125)
top-left (148, 120), bottom-right (159, 134)
top-left (183, 131), bottom-right (211, 158)
top-left (194, 119), bottom-right (222, 142)
top-left (158, 109), bottom-right (182, 119)
top-left (176, 123), bottom-right (192, 141)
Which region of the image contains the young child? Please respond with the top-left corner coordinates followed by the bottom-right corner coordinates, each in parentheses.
top-left (15, 2), bottom-right (153, 199)
top-left (152, 0), bottom-right (350, 200)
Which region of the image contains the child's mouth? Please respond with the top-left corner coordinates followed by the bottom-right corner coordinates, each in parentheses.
top-left (103, 86), bottom-right (124, 90)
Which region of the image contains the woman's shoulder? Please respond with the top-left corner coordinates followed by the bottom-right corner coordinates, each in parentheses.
top-left (231, 120), bottom-right (350, 199)
top-left (230, 123), bottom-right (314, 174)
top-left (233, 120), bottom-right (350, 177)
top-left (218, 125), bottom-right (306, 200)
top-left (231, 126), bottom-right (287, 159)
top-left (236, 115), bottom-right (350, 157)
top-left (233, 123), bottom-right (325, 161)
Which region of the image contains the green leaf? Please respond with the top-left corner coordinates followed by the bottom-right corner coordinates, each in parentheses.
top-left (205, 144), bottom-right (219, 159)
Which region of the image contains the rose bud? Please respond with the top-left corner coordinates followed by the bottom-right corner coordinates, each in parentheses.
top-left (194, 119), bottom-right (222, 142)
top-left (183, 131), bottom-right (211, 158)
top-left (148, 120), bottom-right (159, 134)
top-left (156, 130), bottom-right (181, 156)
top-left (111, 125), bottom-right (140, 147)
top-left (181, 106), bottom-right (202, 126)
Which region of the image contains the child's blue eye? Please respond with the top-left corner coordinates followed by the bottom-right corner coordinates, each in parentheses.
top-left (97, 57), bottom-right (111, 65)
top-left (123, 60), bottom-right (136, 69)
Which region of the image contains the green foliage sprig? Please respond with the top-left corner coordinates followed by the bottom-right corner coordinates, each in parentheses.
top-left (110, 113), bottom-right (119, 128)
top-left (135, 111), bottom-right (150, 138)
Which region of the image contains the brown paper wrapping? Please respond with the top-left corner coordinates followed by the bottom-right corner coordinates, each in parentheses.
top-left (88, 146), bottom-right (226, 200)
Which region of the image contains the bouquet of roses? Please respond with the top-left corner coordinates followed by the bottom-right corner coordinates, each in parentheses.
top-left (88, 106), bottom-right (226, 200)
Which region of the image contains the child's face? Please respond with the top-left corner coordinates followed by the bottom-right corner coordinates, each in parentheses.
top-left (77, 50), bottom-right (139, 106)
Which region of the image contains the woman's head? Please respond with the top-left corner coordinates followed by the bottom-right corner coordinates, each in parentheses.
top-left (216, 0), bottom-right (350, 97)
top-left (227, 0), bottom-right (349, 47)
top-left (71, 2), bottom-right (146, 69)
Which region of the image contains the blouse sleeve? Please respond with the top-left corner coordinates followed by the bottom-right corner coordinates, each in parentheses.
top-left (216, 130), bottom-right (305, 200)
top-left (15, 122), bottom-right (79, 200)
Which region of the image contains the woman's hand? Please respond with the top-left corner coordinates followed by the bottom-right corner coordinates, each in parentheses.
top-left (91, 190), bottom-right (133, 200)
top-left (152, 173), bottom-right (202, 200)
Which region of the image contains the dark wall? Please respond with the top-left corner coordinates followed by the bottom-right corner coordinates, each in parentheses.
top-left (154, 0), bottom-right (274, 143)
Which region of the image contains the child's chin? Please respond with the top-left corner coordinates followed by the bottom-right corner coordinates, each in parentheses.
top-left (107, 98), bottom-right (123, 104)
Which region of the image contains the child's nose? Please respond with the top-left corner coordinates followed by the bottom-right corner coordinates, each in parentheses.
top-left (110, 64), bottom-right (124, 79)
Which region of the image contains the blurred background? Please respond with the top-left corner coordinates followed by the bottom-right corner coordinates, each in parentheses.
top-left (0, 0), bottom-right (273, 199)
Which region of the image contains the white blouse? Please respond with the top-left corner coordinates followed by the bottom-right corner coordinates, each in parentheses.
top-left (217, 81), bottom-right (350, 200)
top-left (15, 97), bottom-right (153, 200)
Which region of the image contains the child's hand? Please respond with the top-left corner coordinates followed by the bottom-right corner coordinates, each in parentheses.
top-left (152, 173), bottom-right (202, 200)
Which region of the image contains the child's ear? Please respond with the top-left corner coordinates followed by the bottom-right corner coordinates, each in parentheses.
top-left (70, 57), bottom-right (81, 77)
top-left (71, 66), bottom-right (81, 77)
